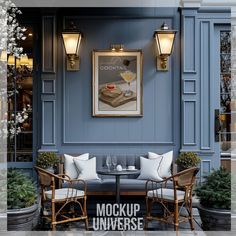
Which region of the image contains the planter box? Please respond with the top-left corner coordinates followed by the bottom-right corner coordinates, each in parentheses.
top-left (7, 204), bottom-right (39, 231)
top-left (198, 204), bottom-right (231, 231)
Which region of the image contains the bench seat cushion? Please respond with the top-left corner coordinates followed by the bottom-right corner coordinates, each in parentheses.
top-left (62, 179), bottom-right (173, 192)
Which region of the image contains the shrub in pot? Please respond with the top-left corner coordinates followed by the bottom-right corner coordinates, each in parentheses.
top-left (195, 167), bottom-right (231, 231)
top-left (36, 152), bottom-right (59, 172)
top-left (7, 169), bottom-right (38, 231)
top-left (176, 152), bottom-right (201, 171)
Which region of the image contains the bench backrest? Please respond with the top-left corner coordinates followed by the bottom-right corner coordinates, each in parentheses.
top-left (58, 153), bottom-right (177, 179)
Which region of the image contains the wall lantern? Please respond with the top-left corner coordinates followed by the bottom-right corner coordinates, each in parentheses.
top-left (154, 22), bottom-right (177, 71)
top-left (62, 25), bottom-right (82, 71)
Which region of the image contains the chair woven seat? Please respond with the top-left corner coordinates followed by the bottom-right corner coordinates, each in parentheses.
top-left (147, 188), bottom-right (185, 201)
top-left (45, 188), bottom-right (85, 200)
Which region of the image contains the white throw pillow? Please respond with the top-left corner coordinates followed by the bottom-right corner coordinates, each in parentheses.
top-left (64, 153), bottom-right (89, 179)
top-left (74, 157), bottom-right (100, 180)
top-left (148, 150), bottom-right (173, 178)
top-left (137, 157), bottom-right (163, 181)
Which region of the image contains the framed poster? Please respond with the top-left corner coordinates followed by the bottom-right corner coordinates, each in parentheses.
top-left (92, 50), bottom-right (143, 117)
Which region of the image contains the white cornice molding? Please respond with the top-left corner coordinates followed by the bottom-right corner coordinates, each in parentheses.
top-left (13, 0), bottom-right (180, 8)
top-left (181, 0), bottom-right (202, 8)
top-left (201, 0), bottom-right (236, 6)
top-left (231, 6), bottom-right (236, 25)
top-left (11, 0), bottom-right (236, 8)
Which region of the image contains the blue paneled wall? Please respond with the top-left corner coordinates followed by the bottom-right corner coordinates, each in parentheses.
top-left (39, 7), bottom-right (230, 177)
top-left (180, 8), bottom-right (230, 177)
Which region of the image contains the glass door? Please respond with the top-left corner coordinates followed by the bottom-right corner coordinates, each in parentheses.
top-left (219, 29), bottom-right (232, 170)
top-left (7, 26), bottom-right (35, 175)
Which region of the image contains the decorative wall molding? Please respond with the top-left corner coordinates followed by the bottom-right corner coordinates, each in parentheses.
top-left (14, 0), bottom-right (180, 7)
top-left (42, 79), bottom-right (55, 94)
top-left (42, 100), bottom-right (56, 145)
top-left (200, 21), bottom-right (211, 150)
top-left (41, 14), bottom-right (57, 150)
top-left (183, 100), bottom-right (196, 145)
top-left (183, 79), bottom-right (196, 94)
top-left (201, 160), bottom-right (211, 181)
top-left (42, 16), bottom-right (56, 73)
top-left (183, 15), bottom-right (196, 73)
top-left (13, 0), bottom-right (236, 8)
top-left (181, 0), bottom-right (202, 8)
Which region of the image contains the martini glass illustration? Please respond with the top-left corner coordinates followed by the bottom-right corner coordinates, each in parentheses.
top-left (120, 71), bottom-right (136, 97)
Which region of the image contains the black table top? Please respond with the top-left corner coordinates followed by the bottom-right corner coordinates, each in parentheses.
top-left (97, 169), bottom-right (140, 176)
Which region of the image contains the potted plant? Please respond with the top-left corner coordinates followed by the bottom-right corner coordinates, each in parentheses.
top-left (7, 169), bottom-right (38, 231)
top-left (36, 152), bottom-right (59, 173)
top-left (176, 152), bottom-right (201, 171)
top-left (195, 167), bottom-right (231, 231)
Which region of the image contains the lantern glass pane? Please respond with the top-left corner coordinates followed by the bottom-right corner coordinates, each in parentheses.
top-left (62, 33), bottom-right (81, 54)
top-left (157, 33), bottom-right (175, 55)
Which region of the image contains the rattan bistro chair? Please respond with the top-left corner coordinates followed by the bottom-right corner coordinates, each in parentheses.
top-left (35, 166), bottom-right (88, 231)
top-left (144, 167), bottom-right (199, 231)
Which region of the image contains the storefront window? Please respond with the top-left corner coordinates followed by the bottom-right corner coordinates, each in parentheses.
top-left (220, 31), bottom-right (232, 157)
top-left (7, 27), bottom-right (33, 163)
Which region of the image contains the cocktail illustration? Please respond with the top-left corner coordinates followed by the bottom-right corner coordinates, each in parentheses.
top-left (120, 70), bottom-right (137, 97)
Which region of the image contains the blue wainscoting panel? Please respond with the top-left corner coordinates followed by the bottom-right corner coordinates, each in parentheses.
top-left (42, 79), bottom-right (55, 94)
top-left (40, 15), bottom-right (57, 151)
top-left (42, 16), bottom-right (56, 73)
top-left (42, 100), bottom-right (55, 145)
top-left (184, 80), bottom-right (196, 94)
top-left (183, 16), bottom-right (196, 73)
top-left (201, 160), bottom-right (211, 181)
top-left (200, 21), bottom-right (211, 150)
top-left (183, 100), bottom-right (196, 145)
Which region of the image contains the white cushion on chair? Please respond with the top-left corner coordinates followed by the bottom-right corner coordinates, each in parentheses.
top-left (45, 188), bottom-right (85, 200)
top-left (147, 188), bottom-right (185, 201)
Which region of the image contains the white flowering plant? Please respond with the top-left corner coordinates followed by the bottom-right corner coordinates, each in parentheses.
top-left (8, 104), bottom-right (32, 138)
top-left (0, 0), bottom-right (26, 56)
top-left (0, 0), bottom-right (30, 139)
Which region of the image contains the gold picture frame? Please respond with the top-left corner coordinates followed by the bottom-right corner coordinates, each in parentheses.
top-left (92, 49), bottom-right (143, 117)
